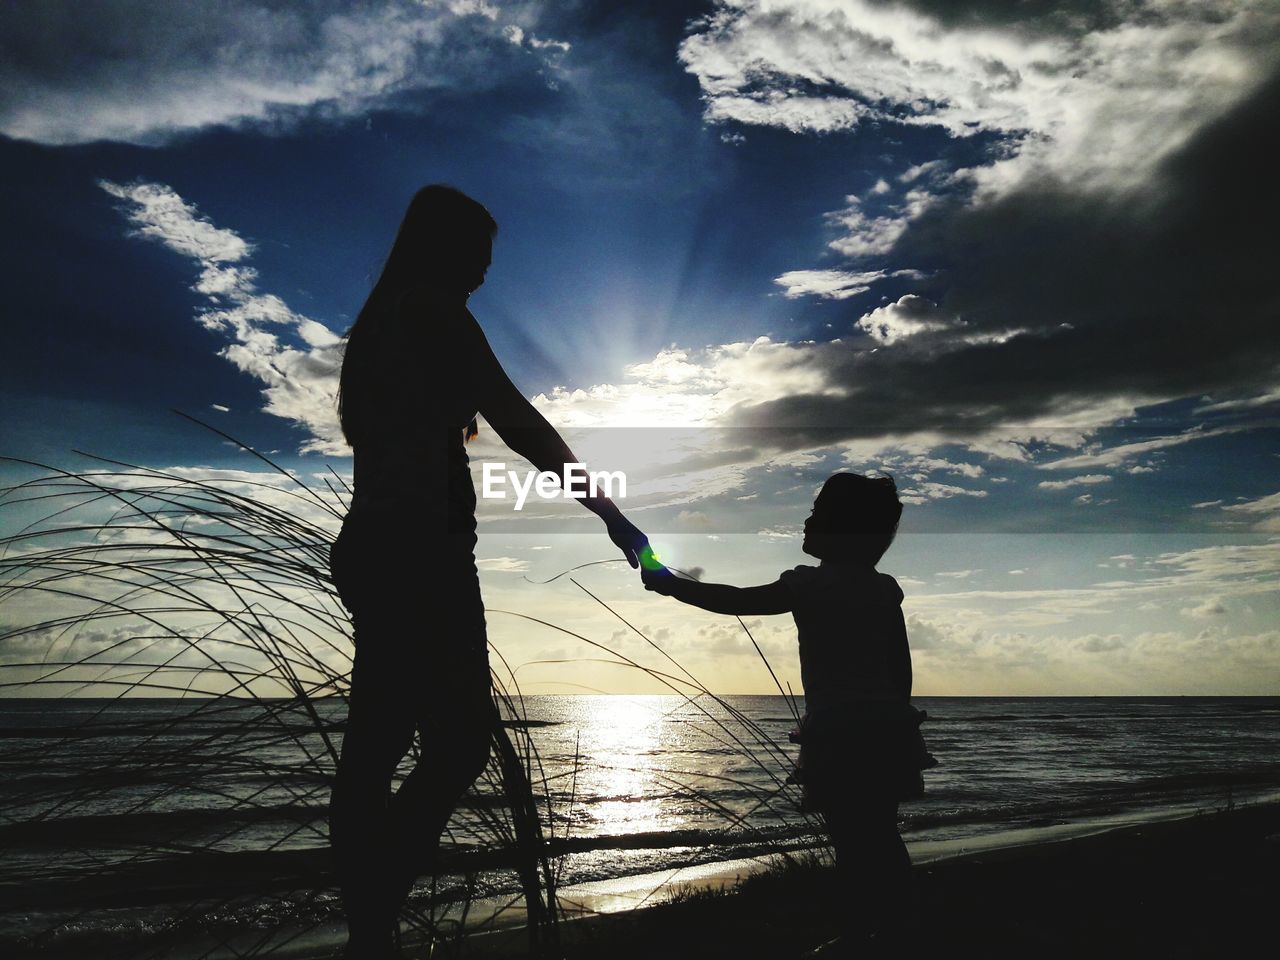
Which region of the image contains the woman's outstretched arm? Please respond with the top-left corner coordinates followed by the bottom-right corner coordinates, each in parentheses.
top-left (468, 313), bottom-right (647, 565)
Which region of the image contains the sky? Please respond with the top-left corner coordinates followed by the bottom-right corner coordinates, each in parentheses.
top-left (2, 0), bottom-right (1279, 696)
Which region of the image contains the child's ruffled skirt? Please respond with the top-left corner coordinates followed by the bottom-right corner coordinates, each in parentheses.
top-left (788, 700), bottom-right (937, 808)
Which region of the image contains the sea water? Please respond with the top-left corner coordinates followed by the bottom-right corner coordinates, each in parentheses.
top-left (1, 695), bottom-right (1277, 952)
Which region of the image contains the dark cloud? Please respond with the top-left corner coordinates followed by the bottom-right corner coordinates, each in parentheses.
top-left (729, 66), bottom-right (1280, 444)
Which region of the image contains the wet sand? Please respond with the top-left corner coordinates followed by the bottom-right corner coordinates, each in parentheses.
top-left (511, 801), bottom-right (1280, 959)
top-left (9, 802), bottom-right (1278, 958)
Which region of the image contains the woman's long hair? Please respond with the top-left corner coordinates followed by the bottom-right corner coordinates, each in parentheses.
top-left (337, 185), bottom-right (497, 448)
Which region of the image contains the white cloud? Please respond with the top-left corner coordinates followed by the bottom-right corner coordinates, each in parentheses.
top-left (701, 92), bottom-right (867, 134)
top-left (529, 336), bottom-right (840, 430)
top-left (679, 0), bottom-right (1278, 195)
top-left (1073, 493), bottom-right (1115, 506)
top-left (675, 510), bottom-right (712, 528)
top-left (897, 481), bottom-right (988, 505)
top-left (905, 457), bottom-right (984, 480)
top-left (1221, 490), bottom-right (1280, 515)
top-left (824, 196), bottom-right (913, 258)
top-left (1152, 540), bottom-right (1280, 583)
top-left (1, 1), bottom-right (563, 145)
top-left (855, 295), bottom-right (955, 344)
top-left (774, 269), bottom-right (885, 300)
top-left (476, 556), bottom-right (531, 573)
top-left (1221, 490), bottom-right (1280, 532)
top-left (1196, 384), bottom-right (1280, 412)
top-left (1075, 634), bottom-right (1125, 654)
top-left (1038, 474), bottom-right (1112, 491)
top-left (101, 180), bottom-right (346, 454)
top-left (853, 294), bottom-right (1025, 348)
top-left (1038, 425), bottom-right (1250, 471)
top-left (1182, 597), bottom-right (1227, 619)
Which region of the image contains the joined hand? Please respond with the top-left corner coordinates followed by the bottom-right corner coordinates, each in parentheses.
top-left (639, 549), bottom-right (678, 594)
top-left (607, 515), bottom-right (649, 569)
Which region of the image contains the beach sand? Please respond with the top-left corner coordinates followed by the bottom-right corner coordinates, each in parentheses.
top-left (9, 802), bottom-right (1278, 958)
top-left (462, 801), bottom-right (1280, 959)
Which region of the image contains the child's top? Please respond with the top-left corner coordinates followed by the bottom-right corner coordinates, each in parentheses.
top-left (779, 561), bottom-right (910, 712)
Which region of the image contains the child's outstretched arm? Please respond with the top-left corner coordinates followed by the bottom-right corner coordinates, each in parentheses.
top-left (641, 563), bottom-right (791, 616)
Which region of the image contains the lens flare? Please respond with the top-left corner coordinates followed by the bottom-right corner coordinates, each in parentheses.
top-left (639, 544), bottom-right (664, 572)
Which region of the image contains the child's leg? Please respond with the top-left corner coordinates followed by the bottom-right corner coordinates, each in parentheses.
top-left (823, 792), bottom-right (911, 941)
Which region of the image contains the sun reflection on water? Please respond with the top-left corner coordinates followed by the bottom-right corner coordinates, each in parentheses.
top-left (569, 696), bottom-right (669, 835)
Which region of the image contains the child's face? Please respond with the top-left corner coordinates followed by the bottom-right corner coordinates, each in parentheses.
top-left (803, 493), bottom-right (862, 560)
top-left (801, 499), bottom-right (825, 558)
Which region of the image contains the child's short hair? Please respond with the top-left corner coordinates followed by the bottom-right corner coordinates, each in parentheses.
top-left (807, 472), bottom-right (903, 564)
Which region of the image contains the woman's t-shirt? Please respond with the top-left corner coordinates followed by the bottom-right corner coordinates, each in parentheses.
top-left (779, 562), bottom-right (910, 711)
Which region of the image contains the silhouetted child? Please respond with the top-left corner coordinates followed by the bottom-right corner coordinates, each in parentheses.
top-left (642, 472), bottom-right (933, 953)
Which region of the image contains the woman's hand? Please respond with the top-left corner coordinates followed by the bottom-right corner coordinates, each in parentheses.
top-left (607, 515), bottom-right (649, 569)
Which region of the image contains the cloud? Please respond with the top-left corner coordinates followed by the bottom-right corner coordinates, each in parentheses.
top-left (0, 1), bottom-right (563, 145)
top-left (1221, 490), bottom-right (1280, 532)
top-left (855, 295), bottom-right (956, 344)
top-left (825, 195), bottom-right (916, 258)
top-left (160, 465), bottom-right (346, 527)
top-left (1182, 597), bottom-right (1227, 619)
top-left (1073, 493), bottom-right (1115, 506)
top-left (1076, 634), bottom-right (1124, 654)
top-left (669, 0), bottom-right (1280, 473)
top-left (1038, 425), bottom-right (1252, 471)
top-left (897, 481), bottom-right (988, 505)
top-left (528, 337), bottom-right (837, 430)
top-left (101, 180), bottom-right (346, 454)
top-left (774, 269), bottom-right (886, 300)
top-left (675, 510), bottom-right (712, 528)
top-left (476, 556), bottom-right (531, 573)
top-left (680, 0), bottom-right (1278, 193)
top-left (1038, 474), bottom-right (1112, 491)
top-left (893, 456), bottom-right (984, 479)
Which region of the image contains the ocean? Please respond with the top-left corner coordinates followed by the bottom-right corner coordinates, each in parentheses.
top-left (1, 695), bottom-right (1277, 955)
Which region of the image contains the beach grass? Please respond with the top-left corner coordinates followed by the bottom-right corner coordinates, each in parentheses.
top-left (0, 433), bottom-right (814, 958)
top-left (0, 445), bottom-right (563, 956)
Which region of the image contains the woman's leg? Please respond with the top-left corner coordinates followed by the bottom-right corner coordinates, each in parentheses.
top-left (330, 612), bottom-right (419, 953)
top-left (383, 569), bottom-right (495, 913)
top-left (383, 696), bottom-right (493, 910)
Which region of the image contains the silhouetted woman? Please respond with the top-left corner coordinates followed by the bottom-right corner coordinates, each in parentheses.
top-left (329, 185), bottom-right (647, 956)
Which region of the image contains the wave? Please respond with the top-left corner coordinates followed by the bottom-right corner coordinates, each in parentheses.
top-left (928, 709), bottom-right (1280, 723)
top-left (0, 803), bottom-right (327, 846)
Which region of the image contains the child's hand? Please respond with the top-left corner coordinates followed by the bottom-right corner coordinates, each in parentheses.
top-left (641, 564), bottom-right (679, 595)
top-left (638, 545), bottom-right (679, 595)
